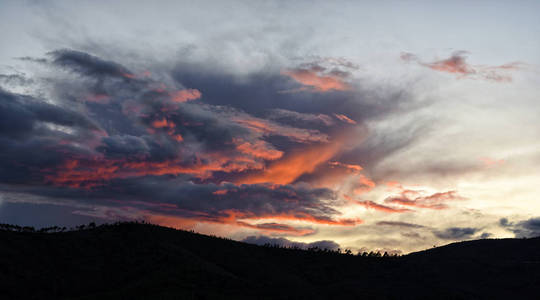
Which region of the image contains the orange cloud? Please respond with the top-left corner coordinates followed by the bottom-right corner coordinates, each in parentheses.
top-left (44, 151), bottom-right (268, 189)
top-left (343, 195), bottom-right (410, 213)
top-left (235, 140), bottom-right (283, 160)
top-left (170, 88), bottom-right (201, 102)
top-left (236, 221), bottom-right (316, 236)
top-left (145, 208), bottom-right (358, 236)
top-left (151, 118), bottom-right (175, 129)
top-left (121, 72), bottom-right (136, 79)
top-left (212, 189), bottom-right (231, 195)
top-left (180, 208), bottom-right (361, 229)
top-left (425, 53), bottom-right (475, 75)
top-left (234, 211), bottom-right (362, 226)
top-left (237, 138), bottom-right (343, 185)
top-left (328, 161), bottom-right (363, 172)
top-left (232, 116), bottom-right (328, 143)
top-left (356, 200), bottom-right (411, 213)
top-left (150, 118), bottom-right (186, 142)
top-left (402, 51), bottom-right (522, 82)
top-left (173, 134), bottom-right (184, 142)
top-left (480, 157), bottom-right (505, 167)
top-left (353, 174), bottom-right (376, 195)
top-left (385, 190), bottom-right (465, 210)
top-left (281, 69), bottom-right (350, 92)
top-left (334, 113), bottom-right (357, 124)
top-left (327, 161), bottom-right (375, 195)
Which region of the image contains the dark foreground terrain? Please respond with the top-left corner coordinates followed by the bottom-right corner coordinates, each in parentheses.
top-left (0, 222), bottom-right (539, 299)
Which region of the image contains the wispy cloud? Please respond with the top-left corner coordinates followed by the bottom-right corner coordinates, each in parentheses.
top-left (401, 51), bottom-right (523, 82)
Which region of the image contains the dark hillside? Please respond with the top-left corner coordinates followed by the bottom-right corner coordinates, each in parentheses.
top-left (0, 223), bottom-right (538, 299)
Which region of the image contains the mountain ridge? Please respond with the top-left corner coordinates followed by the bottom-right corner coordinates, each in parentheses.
top-left (1, 222), bottom-right (538, 299)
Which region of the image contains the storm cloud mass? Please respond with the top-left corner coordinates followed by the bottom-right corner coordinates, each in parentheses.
top-left (1, 0), bottom-right (540, 253)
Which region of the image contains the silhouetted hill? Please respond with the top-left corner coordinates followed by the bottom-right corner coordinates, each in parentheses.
top-left (0, 222), bottom-right (538, 299)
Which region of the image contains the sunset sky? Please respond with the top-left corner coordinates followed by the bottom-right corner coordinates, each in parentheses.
top-left (1, 0), bottom-right (540, 253)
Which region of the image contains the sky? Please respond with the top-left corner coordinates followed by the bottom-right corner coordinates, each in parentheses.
top-left (1, 0), bottom-right (540, 254)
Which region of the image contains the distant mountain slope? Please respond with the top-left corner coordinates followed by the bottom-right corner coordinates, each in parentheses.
top-left (409, 236), bottom-right (540, 261)
top-left (0, 223), bottom-right (538, 299)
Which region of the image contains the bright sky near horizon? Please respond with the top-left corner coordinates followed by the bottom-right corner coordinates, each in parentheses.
top-left (1, 0), bottom-right (540, 253)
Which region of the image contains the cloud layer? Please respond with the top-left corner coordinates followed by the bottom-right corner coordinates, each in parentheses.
top-left (1, 49), bottom-right (401, 239)
top-left (0, 44), bottom-right (537, 253)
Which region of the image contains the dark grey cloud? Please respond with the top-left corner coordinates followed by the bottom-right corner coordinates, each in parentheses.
top-left (0, 88), bottom-right (104, 184)
top-left (0, 88), bottom-right (100, 139)
top-left (433, 227), bottom-right (479, 240)
top-left (0, 74), bottom-right (34, 87)
top-left (267, 108), bottom-right (334, 128)
top-left (170, 58), bottom-right (414, 131)
top-left (0, 48), bottom-right (420, 231)
top-left (499, 217), bottom-right (511, 227)
top-left (49, 49), bottom-right (135, 79)
top-left (96, 135), bottom-right (150, 159)
top-left (376, 221), bottom-right (425, 228)
top-left (500, 217), bottom-right (540, 238)
top-left (479, 232), bottom-right (492, 239)
top-left (242, 235), bottom-right (339, 250)
top-left (86, 179), bottom-right (339, 222)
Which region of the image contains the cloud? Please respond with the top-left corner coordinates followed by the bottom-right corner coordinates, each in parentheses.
top-left (479, 157), bottom-right (505, 167)
top-left (401, 51), bottom-right (522, 82)
top-left (267, 108), bottom-right (334, 127)
top-left (333, 113), bottom-right (357, 125)
top-left (354, 200), bottom-right (411, 213)
top-left (0, 49), bottom-right (417, 238)
top-left (279, 58), bottom-right (359, 93)
top-left (376, 221), bottom-right (425, 228)
top-left (433, 227), bottom-right (478, 240)
top-left (237, 136), bottom-right (345, 185)
top-left (385, 190), bottom-right (466, 210)
top-left (170, 88), bottom-right (201, 102)
top-left (500, 217), bottom-right (540, 238)
top-left (281, 68), bottom-right (350, 92)
top-left (0, 74), bottom-right (34, 87)
top-left (231, 114), bottom-right (329, 143)
top-left (423, 51), bottom-right (476, 75)
top-left (242, 235), bottom-right (340, 250)
top-left (236, 222), bottom-right (315, 236)
top-left (49, 49), bottom-right (136, 79)
top-left (479, 232), bottom-right (492, 239)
